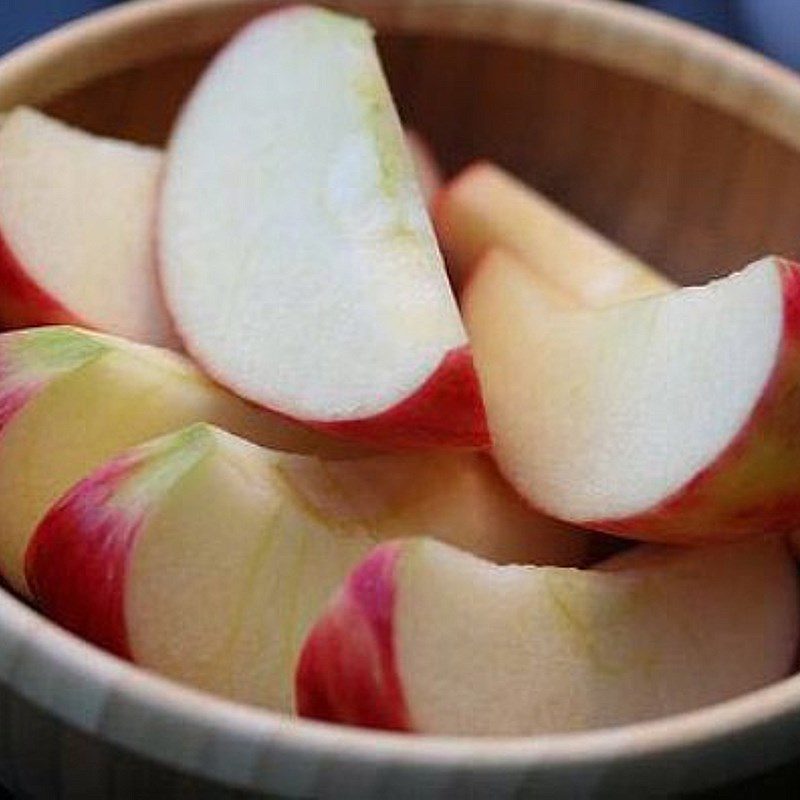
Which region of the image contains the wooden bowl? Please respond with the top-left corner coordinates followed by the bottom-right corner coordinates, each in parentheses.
top-left (2, 0), bottom-right (800, 796)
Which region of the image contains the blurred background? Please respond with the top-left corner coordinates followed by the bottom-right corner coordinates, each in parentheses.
top-left (1, 0), bottom-right (800, 69)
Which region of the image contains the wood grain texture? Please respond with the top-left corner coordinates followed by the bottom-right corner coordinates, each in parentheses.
top-left (34, 6), bottom-right (800, 285)
top-left (2, 0), bottom-right (800, 797)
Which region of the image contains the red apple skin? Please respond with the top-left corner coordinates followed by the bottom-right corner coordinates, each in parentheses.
top-left (311, 346), bottom-right (489, 449)
top-left (0, 231), bottom-right (77, 328)
top-left (296, 543), bottom-right (411, 730)
top-left (0, 381), bottom-right (37, 432)
top-left (25, 453), bottom-right (144, 659)
top-left (588, 259), bottom-right (800, 543)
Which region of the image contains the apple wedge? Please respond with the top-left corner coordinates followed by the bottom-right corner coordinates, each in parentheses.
top-left (0, 325), bottom-right (364, 597)
top-left (160, 7), bottom-right (484, 449)
top-left (434, 162), bottom-right (671, 300)
top-left (436, 165), bottom-right (800, 546)
top-left (0, 107), bottom-right (438, 353)
top-left (28, 424), bottom-right (592, 711)
top-left (464, 251), bottom-right (800, 542)
top-left (0, 108), bottom-right (175, 345)
top-left (297, 535), bottom-right (798, 734)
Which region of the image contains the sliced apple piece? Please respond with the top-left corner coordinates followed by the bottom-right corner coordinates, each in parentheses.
top-left (0, 108), bottom-right (441, 351)
top-left (297, 535), bottom-right (798, 734)
top-left (434, 161), bottom-right (671, 300)
top-left (269, 447), bottom-right (594, 569)
top-left (436, 165), bottom-right (800, 548)
top-left (27, 425), bottom-right (376, 712)
top-left (0, 108), bottom-right (175, 345)
top-left (28, 424), bottom-right (592, 711)
top-left (464, 252), bottom-right (800, 542)
top-left (0, 326), bottom-right (363, 597)
top-left (160, 7), bottom-right (484, 449)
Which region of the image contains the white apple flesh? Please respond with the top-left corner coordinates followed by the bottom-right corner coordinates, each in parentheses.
top-left (0, 325), bottom-right (362, 597)
top-left (160, 7), bottom-right (484, 448)
top-left (28, 424), bottom-right (593, 711)
top-left (0, 108), bottom-right (175, 345)
top-left (464, 251), bottom-right (800, 542)
top-left (297, 535), bottom-right (799, 733)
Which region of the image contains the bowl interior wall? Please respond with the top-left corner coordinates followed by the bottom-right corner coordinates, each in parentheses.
top-left (42, 33), bottom-right (800, 286)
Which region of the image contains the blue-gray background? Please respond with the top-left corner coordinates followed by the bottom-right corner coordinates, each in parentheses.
top-left (2, 0), bottom-right (800, 68)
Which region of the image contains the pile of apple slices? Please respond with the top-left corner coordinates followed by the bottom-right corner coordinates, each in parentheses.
top-left (1, 5), bottom-right (799, 737)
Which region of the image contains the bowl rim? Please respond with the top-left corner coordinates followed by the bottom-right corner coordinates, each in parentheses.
top-left (2, 0), bottom-right (800, 790)
top-left (8, 566), bottom-right (800, 770)
top-left (5, 0), bottom-right (800, 149)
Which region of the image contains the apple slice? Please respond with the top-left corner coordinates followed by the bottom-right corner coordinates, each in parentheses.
top-left (0, 107), bottom-right (439, 353)
top-left (435, 166), bottom-right (800, 548)
top-left (297, 535), bottom-right (798, 734)
top-left (0, 325), bottom-right (364, 597)
top-left (0, 108), bottom-right (175, 345)
top-left (160, 7), bottom-right (484, 449)
top-left (28, 424), bottom-right (592, 711)
top-left (464, 251), bottom-right (800, 542)
top-left (434, 162), bottom-right (671, 300)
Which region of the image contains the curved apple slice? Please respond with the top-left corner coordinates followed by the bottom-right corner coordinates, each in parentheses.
top-left (160, 8), bottom-right (483, 448)
top-left (0, 108), bottom-right (175, 345)
top-left (431, 168), bottom-right (800, 557)
top-left (297, 536), bottom-right (799, 734)
top-left (0, 326), bottom-right (362, 596)
top-left (433, 161), bottom-right (671, 299)
top-left (463, 250), bottom-right (800, 542)
top-left (28, 425), bottom-right (375, 711)
top-left (0, 107), bottom-right (441, 354)
top-left (28, 424), bottom-right (592, 711)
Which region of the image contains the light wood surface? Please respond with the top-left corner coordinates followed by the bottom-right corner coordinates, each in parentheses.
top-left (2, 0), bottom-right (800, 797)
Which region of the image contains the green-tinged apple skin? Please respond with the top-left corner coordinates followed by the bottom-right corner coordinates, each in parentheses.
top-left (0, 326), bottom-right (363, 598)
top-left (26, 424), bottom-right (590, 711)
top-left (297, 537), bottom-right (799, 734)
top-left (27, 425), bottom-right (376, 710)
top-left (0, 326), bottom-right (109, 428)
top-left (160, 8), bottom-right (481, 449)
top-left (464, 253), bottom-right (800, 543)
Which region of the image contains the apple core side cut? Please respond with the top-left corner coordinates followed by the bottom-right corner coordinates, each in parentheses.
top-left (160, 7), bottom-right (483, 448)
top-left (465, 254), bottom-right (800, 542)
